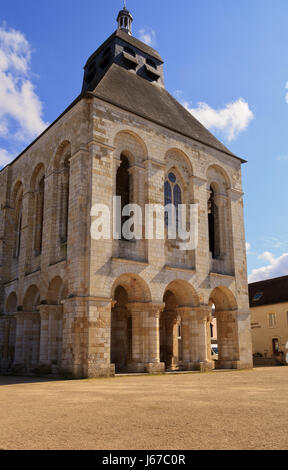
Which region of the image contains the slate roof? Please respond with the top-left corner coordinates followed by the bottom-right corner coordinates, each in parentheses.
top-left (89, 63), bottom-right (241, 160)
top-left (249, 276), bottom-right (288, 307)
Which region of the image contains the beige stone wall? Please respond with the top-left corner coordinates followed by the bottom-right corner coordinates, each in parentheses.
top-left (0, 92), bottom-right (253, 377)
top-left (251, 303), bottom-right (288, 357)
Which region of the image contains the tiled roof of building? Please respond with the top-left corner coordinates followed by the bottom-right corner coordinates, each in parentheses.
top-left (249, 275), bottom-right (288, 307)
top-left (90, 63), bottom-right (242, 160)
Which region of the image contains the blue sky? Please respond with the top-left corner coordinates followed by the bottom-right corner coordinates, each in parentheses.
top-left (1, 0), bottom-right (288, 281)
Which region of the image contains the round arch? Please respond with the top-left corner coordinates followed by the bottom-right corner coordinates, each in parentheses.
top-left (165, 148), bottom-right (193, 179)
top-left (206, 164), bottom-right (231, 194)
top-left (208, 286), bottom-right (238, 311)
top-left (47, 276), bottom-right (67, 305)
top-left (30, 163), bottom-right (45, 191)
top-left (5, 292), bottom-right (17, 314)
top-left (113, 130), bottom-right (148, 165)
top-left (23, 285), bottom-right (41, 312)
top-left (111, 273), bottom-right (152, 303)
top-left (163, 280), bottom-right (200, 307)
top-left (53, 140), bottom-right (71, 170)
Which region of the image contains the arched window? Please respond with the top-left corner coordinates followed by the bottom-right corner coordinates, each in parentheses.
top-left (116, 154), bottom-right (130, 240)
top-left (208, 186), bottom-right (220, 259)
top-left (34, 176), bottom-right (45, 255)
top-left (60, 157), bottom-right (70, 244)
top-left (164, 172), bottom-right (182, 228)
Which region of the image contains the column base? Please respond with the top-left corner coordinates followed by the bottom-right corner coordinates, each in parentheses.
top-left (180, 361), bottom-right (214, 372)
top-left (87, 363), bottom-right (115, 378)
top-left (11, 363), bottom-right (27, 374)
top-left (233, 360), bottom-right (253, 370)
top-left (216, 360), bottom-right (253, 370)
top-left (127, 362), bottom-right (146, 373)
top-left (145, 362), bottom-right (165, 374)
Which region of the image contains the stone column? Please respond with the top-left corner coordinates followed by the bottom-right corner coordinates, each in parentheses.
top-left (14, 313), bottom-right (25, 368)
top-left (175, 307), bottom-right (194, 370)
top-left (127, 302), bottom-right (145, 372)
top-left (39, 306), bottom-right (50, 369)
top-left (31, 313), bottom-right (41, 367)
top-left (215, 309), bottom-right (240, 369)
top-left (145, 303), bottom-right (165, 373)
top-left (47, 305), bottom-right (63, 370)
top-left (196, 308), bottom-right (210, 363)
top-left (22, 313), bottom-right (34, 369)
top-left (164, 311), bottom-right (179, 370)
top-left (0, 317), bottom-right (7, 369)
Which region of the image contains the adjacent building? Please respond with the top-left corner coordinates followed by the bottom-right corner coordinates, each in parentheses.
top-left (249, 276), bottom-right (288, 361)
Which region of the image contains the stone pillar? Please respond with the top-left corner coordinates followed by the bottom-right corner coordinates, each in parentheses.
top-left (196, 308), bottom-right (209, 362)
top-left (61, 297), bottom-right (114, 379)
top-left (194, 307), bottom-right (214, 371)
top-left (215, 309), bottom-right (240, 369)
top-left (145, 303), bottom-right (165, 374)
top-left (23, 313), bottom-right (34, 369)
top-left (47, 305), bottom-right (63, 370)
top-left (31, 313), bottom-right (40, 367)
top-left (175, 307), bottom-right (194, 370)
top-left (206, 314), bottom-right (213, 362)
top-left (0, 317), bottom-right (7, 369)
top-left (127, 302), bottom-right (145, 372)
top-left (164, 311), bottom-right (179, 370)
top-left (14, 313), bottom-right (25, 368)
top-left (39, 306), bottom-right (50, 368)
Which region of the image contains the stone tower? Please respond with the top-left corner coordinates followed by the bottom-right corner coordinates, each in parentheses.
top-left (0, 6), bottom-right (253, 378)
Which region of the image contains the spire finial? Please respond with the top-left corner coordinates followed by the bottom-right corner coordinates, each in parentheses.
top-left (117, 3), bottom-right (133, 35)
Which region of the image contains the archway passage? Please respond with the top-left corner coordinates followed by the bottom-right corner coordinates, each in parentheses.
top-left (111, 286), bottom-right (132, 373)
top-left (160, 290), bottom-right (182, 370)
top-left (161, 280), bottom-right (200, 371)
top-left (208, 287), bottom-right (239, 369)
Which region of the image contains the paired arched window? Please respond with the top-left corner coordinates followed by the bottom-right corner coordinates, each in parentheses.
top-left (164, 172), bottom-right (182, 228)
top-left (116, 154), bottom-right (130, 240)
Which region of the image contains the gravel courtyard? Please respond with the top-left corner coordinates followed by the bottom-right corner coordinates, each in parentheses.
top-left (0, 367), bottom-right (287, 450)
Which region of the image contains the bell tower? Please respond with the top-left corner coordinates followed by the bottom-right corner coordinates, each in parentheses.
top-left (117, 2), bottom-right (133, 35)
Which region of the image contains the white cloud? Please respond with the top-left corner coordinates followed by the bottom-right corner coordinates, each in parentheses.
top-left (248, 252), bottom-right (288, 283)
top-left (246, 242), bottom-right (251, 252)
top-left (0, 148), bottom-right (14, 167)
top-left (285, 81), bottom-right (288, 104)
top-left (138, 28), bottom-right (156, 47)
top-left (183, 98), bottom-right (254, 142)
top-left (0, 23), bottom-right (48, 167)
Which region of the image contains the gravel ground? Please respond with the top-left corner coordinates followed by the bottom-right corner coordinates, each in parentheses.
top-left (0, 367), bottom-right (287, 450)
